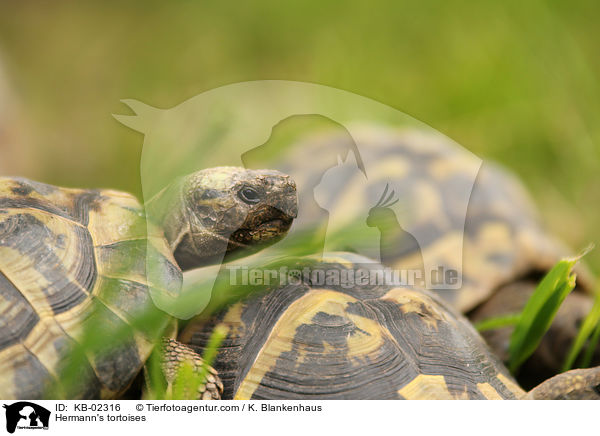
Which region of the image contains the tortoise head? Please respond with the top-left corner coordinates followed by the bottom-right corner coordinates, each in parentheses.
top-left (149, 167), bottom-right (297, 270)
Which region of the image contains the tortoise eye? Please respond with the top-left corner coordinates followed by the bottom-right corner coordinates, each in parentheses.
top-left (238, 186), bottom-right (261, 204)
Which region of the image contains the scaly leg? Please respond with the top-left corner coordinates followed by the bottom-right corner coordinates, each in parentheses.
top-left (525, 366), bottom-right (600, 399)
top-left (161, 338), bottom-right (223, 400)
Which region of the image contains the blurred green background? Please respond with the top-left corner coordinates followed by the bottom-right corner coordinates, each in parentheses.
top-left (0, 0), bottom-right (599, 272)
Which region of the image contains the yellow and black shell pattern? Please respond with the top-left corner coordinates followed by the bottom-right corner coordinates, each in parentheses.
top-left (180, 253), bottom-right (525, 399)
top-left (246, 125), bottom-right (583, 313)
top-left (0, 177), bottom-right (180, 399)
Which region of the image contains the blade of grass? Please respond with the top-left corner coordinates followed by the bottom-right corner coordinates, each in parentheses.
top-left (145, 347), bottom-right (167, 400)
top-left (196, 324), bottom-right (228, 384)
top-left (562, 291), bottom-right (600, 371)
top-left (171, 361), bottom-right (197, 400)
top-left (508, 257), bottom-right (579, 373)
top-left (474, 314), bottom-right (520, 332)
top-left (581, 316), bottom-right (600, 368)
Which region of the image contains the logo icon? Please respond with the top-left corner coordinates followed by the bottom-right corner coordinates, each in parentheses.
top-left (2, 402), bottom-right (50, 434)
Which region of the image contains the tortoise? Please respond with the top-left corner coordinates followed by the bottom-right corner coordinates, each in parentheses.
top-left (0, 167), bottom-right (297, 399)
top-left (180, 253), bottom-right (600, 399)
top-left (240, 122), bottom-right (599, 384)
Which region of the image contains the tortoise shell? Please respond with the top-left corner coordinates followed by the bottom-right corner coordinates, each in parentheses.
top-left (180, 253), bottom-right (525, 399)
top-left (245, 125), bottom-right (590, 313)
top-left (0, 177), bottom-right (179, 399)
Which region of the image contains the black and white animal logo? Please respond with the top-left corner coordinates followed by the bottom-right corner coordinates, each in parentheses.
top-left (2, 402), bottom-right (50, 433)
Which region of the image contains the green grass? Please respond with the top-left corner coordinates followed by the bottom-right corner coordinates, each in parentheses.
top-left (474, 314), bottom-right (521, 333)
top-left (5, 0), bottom-right (598, 399)
top-left (1, 0), bottom-right (599, 275)
top-left (45, 216), bottom-right (599, 398)
top-left (50, 291), bottom-right (228, 400)
top-left (475, 250), bottom-right (599, 374)
top-left (563, 291), bottom-right (600, 370)
top-left (507, 257), bottom-right (579, 373)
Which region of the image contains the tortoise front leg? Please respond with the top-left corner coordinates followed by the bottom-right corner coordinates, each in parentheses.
top-left (141, 338), bottom-right (223, 400)
top-left (160, 338), bottom-right (223, 400)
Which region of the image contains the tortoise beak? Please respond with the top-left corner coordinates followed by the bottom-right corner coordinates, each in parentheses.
top-left (277, 190), bottom-right (298, 220)
top-left (266, 175), bottom-right (298, 220)
top-left (228, 172), bottom-right (297, 249)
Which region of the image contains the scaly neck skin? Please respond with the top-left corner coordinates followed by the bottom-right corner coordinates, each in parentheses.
top-left (145, 177), bottom-right (190, 253)
top-left (146, 176), bottom-right (231, 271)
